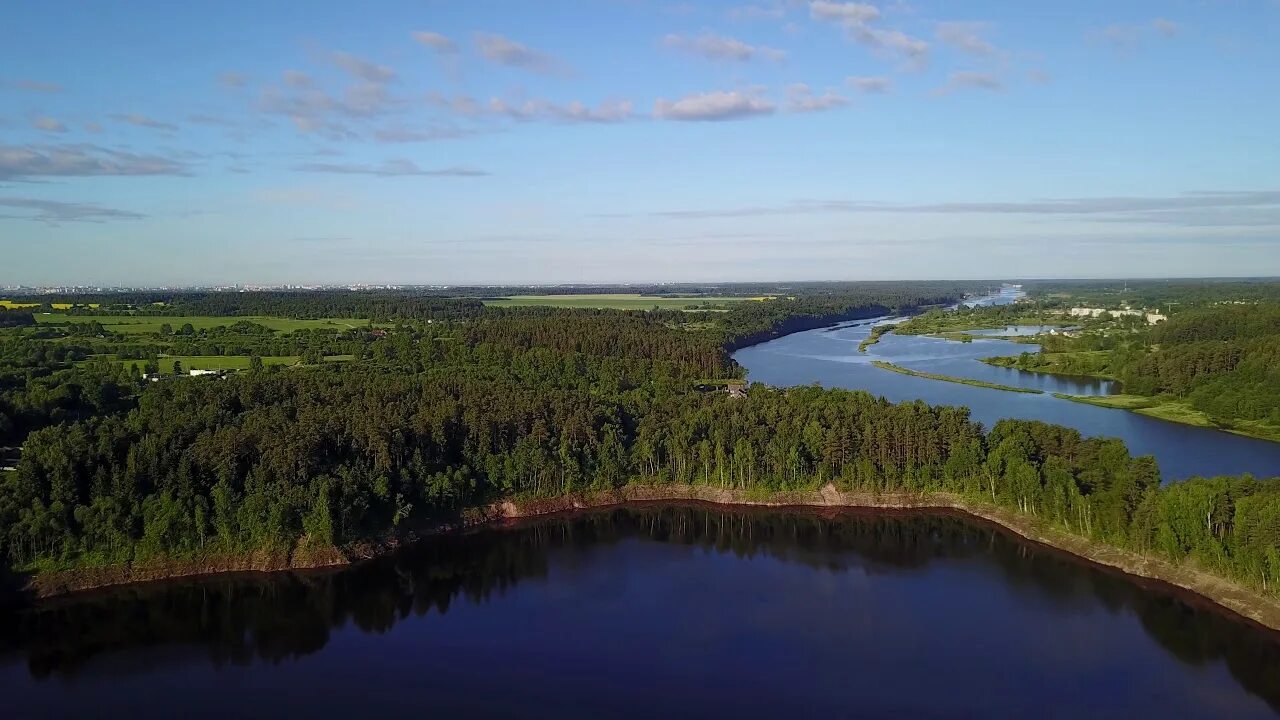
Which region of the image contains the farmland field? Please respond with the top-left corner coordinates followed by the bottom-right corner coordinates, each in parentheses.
top-left (34, 314), bottom-right (373, 333)
top-left (0, 300), bottom-right (41, 309)
top-left (482, 294), bottom-right (764, 310)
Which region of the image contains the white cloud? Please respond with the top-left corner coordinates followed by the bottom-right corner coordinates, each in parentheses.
top-left (786, 83), bottom-right (849, 112)
top-left (663, 32), bottom-right (786, 62)
top-left (809, 2), bottom-right (929, 66)
top-left (412, 30), bottom-right (458, 54)
top-left (474, 33), bottom-right (562, 74)
top-left (809, 1), bottom-right (880, 24)
top-left (849, 24), bottom-right (929, 65)
top-left (654, 90), bottom-right (776, 121)
top-left (846, 75), bottom-right (890, 93)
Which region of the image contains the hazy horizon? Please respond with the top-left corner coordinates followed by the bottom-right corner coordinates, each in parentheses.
top-left (3, 0), bottom-right (1278, 285)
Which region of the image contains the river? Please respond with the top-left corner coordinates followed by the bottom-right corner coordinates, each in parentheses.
top-left (732, 289), bottom-right (1280, 481)
top-left (2, 506), bottom-right (1278, 718)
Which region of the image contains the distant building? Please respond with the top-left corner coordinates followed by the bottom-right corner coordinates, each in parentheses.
top-left (726, 383), bottom-right (747, 399)
top-left (1067, 307), bottom-right (1165, 325)
top-left (189, 369), bottom-right (231, 378)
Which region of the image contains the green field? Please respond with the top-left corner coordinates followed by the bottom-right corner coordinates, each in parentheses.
top-left (482, 294), bottom-right (763, 310)
top-left (872, 360), bottom-right (1044, 394)
top-left (34, 314), bottom-right (373, 333)
top-left (1053, 393), bottom-right (1280, 443)
top-left (91, 355), bottom-right (356, 373)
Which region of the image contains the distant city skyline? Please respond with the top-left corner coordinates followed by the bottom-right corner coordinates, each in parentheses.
top-left (3, 0), bottom-right (1278, 284)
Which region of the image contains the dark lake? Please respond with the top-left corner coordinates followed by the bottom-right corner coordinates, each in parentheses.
top-left (3, 506), bottom-right (1278, 718)
top-left (733, 290), bottom-right (1280, 481)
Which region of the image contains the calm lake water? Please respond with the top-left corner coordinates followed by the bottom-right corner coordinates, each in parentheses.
top-left (733, 291), bottom-right (1280, 481)
top-left (2, 506), bottom-right (1279, 719)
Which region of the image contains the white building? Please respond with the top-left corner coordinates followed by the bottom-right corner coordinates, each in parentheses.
top-left (1067, 307), bottom-right (1165, 325)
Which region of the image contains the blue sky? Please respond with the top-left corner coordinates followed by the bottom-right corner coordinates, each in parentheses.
top-left (2, 0), bottom-right (1278, 285)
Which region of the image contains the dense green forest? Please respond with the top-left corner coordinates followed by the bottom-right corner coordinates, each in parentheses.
top-left (1, 286), bottom-right (1279, 604)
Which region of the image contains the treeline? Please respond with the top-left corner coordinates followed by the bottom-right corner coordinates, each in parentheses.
top-left (1025, 279), bottom-right (1280, 309)
top-left (13, 292), bottom-right (484, 322)
top-left (4, 359), bottom-right (1280, 597)
top-left (0, 310), bottom-right (35, 329)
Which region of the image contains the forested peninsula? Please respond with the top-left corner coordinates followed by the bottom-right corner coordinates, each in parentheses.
top-left (2, 283), bottom-right (1280, 630)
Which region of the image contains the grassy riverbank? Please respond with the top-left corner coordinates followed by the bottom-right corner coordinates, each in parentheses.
top-left (858, 324), bottom-right (894, 352)
top-left (872, 360), bottom-right (1044, 394)
top-left (25, 484), bottom-right (1280, 634)
top-left (1053, 393), bottom-right (1280, 443)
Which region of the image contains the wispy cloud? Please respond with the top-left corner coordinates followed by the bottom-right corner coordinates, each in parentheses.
top-left (663, 32), bottom-right (786, 62)
top-left (1093, 19), bottom-right (1179, 52)
top-left (257, 70), bottom-right (406, 139)
top-left (412, 30), bottom-right (458, 54)
top-left (7, 80), bottom-right (64, 93)
top-left (0, 143), bottom-right (188, 180)
top-left (1152, 18), bottom-right (1179, 38)
top-left (331, 51), bottom-right (396, 83)
top-left (850, 25), bottom-right (930, 65)
top-left (809, 2), bottom-right (929, 67)
top-left (474, 33), bottom-right (563, 74)
top-left (373, 124), bottom-right (478, 143)
top-left (0, 197), bottom-right (144, 224)
top-left (729, 3), bottom-right (790, 21)
top-left (846, 75), bottom-right (890, 93)
top-left (428, 93), bottom-right (635, 124)
top-left (495, 97), bottom-right (635, 123)
top-left (935, 70), bottom-right (1003, 94)
top-left (653, 90), bottom-right (776, 121)
top-left (809, 1), bottom-right (880, 24)
top-left (935, 21), bottom-right (998, 57)
top-left (786, 83), bottom-right (848, 113)
top-left (219, 72), bottom-right (247, 89)
top-left (292, 159), bottom-right (488, 177)
top-left (32, 116), bottom-right (68, 133)
top-left (109, 113), bottom-right (179, 131)
top-left (605, 190), bottom-right (1280, 229)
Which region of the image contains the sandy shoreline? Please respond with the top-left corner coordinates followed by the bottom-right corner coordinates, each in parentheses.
top-left (19, 484), bottom-right (1280, 633)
